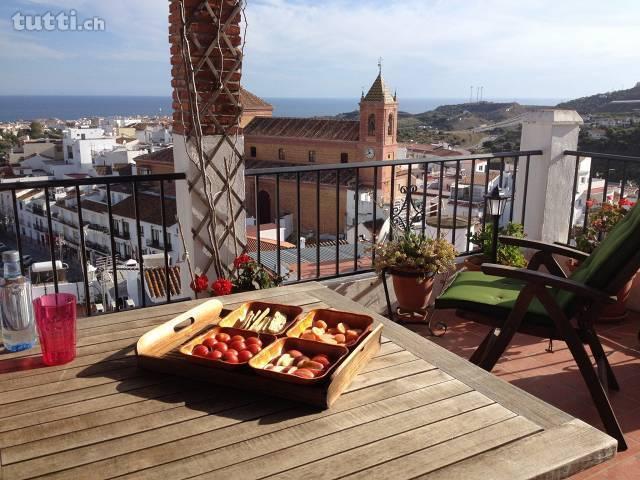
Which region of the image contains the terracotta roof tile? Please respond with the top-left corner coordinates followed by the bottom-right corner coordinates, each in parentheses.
top-left (144, 266), bottom-right (181, 299)
top-left (363, 73), bottom-right (395, 103)
top-left (240, 87), bottom-right (273, 111)
top-left (136, 148), bottom-right (174, 164)
top-left (244, 117), bottom-right (360, 142)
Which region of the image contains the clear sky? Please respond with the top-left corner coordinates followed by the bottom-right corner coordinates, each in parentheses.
top-left (2, 0), bottom-right (640, 99)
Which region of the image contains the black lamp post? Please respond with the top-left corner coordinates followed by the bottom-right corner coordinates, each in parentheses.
top-left (485, 186), bottom-right (510, 263)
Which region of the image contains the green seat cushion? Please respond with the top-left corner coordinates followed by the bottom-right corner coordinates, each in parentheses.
top-left (435, 204), bottom-right (640, 328)
top-left (435, 271), bottom-right (557, 327)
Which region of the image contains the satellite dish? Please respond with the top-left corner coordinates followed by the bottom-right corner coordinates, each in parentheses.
top-left (377, 217), bottom-right (391, 245)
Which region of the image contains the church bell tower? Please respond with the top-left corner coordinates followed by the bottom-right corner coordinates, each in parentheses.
top-left (358, 61), bottom-right (398, 165)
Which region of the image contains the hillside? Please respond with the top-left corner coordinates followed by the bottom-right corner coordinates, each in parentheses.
top-left (557, 82), bottom-right (640, 113)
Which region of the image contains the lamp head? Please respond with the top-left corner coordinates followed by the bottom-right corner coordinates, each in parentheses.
top-left (485, 186), bottom-right (510, 217)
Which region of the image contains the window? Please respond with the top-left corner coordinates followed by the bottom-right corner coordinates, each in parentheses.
top-left (139, 225), bottom-right (144, 237)
top-left (67, 146), bottom-right (73, 159)
top-left (250, 146), bottom-right (257, 158)
top-left (340, 153), bottom-right (348, 164)
top-left (123, 222), bottom-right (130, 236)
top-left (278, 148), bottom-right (285, 161)
top-left (367, 114), bottom-right (376, 136)
top-left (308, 150), bottom-right (316, 163)
top-left (388, 113), bottom-right (394, 136)
top-left (139, 167), bottom-right (151, 175)
top-left (81, 134), bottom-right (86, 140)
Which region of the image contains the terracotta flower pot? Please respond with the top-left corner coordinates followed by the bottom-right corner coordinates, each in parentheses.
top-left (391, 271), bottom-right (435, 311)
top-left (566, 259), bottom-right (637, 323)
top-left (463, 254), bottom-right (485, 272)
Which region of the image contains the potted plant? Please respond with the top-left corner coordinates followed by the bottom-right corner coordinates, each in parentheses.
top-left (573, 198), bottom-right (637, 321)
top-left (373, 232), bottom-right (457, 311)
top-left (189, 254), bottom-right (285, 298)
top-left (465, 222), bottom-right (527, 270)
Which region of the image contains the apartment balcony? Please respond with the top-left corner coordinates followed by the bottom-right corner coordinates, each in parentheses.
top-left (147, 238), bottom-right (172, 251)
top-left (87, 223), bottom-right (110, 234)
top-left (52, 214), bottom-right (79, 229)
top-left (29, 206), bottom-right (46, 218)
top-left (113, 230), bottom-right (131, 240)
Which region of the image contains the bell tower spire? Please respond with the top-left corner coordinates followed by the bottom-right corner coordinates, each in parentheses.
top-left (358, 62), bottom-right (399, 174)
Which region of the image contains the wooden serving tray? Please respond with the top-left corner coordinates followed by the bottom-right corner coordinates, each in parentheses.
top-left (136, 299), bottom-right (382, 408)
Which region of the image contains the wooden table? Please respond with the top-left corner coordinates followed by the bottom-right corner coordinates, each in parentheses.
top-left (0, 282), bottom-right (616, 479)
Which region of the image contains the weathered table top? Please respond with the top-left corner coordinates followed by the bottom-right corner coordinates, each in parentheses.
top-left (0, 282), bottom-right (616, 479)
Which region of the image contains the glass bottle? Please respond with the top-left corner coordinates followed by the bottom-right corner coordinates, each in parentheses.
top-left (0, 251), bottom-right (36, 351)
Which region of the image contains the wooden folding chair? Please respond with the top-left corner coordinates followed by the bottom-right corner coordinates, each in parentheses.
top-left (435, 203), bottom-right (640, 451)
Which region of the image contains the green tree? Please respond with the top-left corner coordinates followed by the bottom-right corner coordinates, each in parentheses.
top-left (29, 121), bottom-right (44, 139)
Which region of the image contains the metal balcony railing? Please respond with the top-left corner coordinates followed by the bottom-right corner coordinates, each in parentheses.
top-left (564, 150), bottom-right (640, 244)
top-left (245, 150), bottom-right (544, 283)
top-left (0, 172), bottom-right (186, 315)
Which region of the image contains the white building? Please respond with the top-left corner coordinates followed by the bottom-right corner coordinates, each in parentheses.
top-left (62, 127), bottom-right (116, 166)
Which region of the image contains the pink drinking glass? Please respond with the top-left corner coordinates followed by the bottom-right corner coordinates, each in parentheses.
top-left (33, 293), bottom-right (77, 366)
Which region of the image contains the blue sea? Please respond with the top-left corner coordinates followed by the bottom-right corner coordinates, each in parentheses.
top-left (0, 95), bottom-right (564, 122)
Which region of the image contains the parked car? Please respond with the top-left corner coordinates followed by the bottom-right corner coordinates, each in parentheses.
top-left (0, 243), bottom-right (11, 253)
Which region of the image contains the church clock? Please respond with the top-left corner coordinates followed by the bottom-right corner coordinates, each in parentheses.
top-left (365, 147), bottom-right (375, 159)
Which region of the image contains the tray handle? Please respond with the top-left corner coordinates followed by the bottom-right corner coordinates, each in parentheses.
top-left (136, 299), bottom-right (223, 357)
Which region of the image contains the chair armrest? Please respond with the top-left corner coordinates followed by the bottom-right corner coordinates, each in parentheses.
top-left (480, 263), bottom-right (615, 304)
top-left (499, 236), bottom-right (589, 261)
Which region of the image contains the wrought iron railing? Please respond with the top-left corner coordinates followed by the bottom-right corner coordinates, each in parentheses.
top-left (564, 150), bottom-right (640, 244)
top-left (0, 173), bottom-right (185, 315)
top-left (245, 150), bottom-right (543, 284)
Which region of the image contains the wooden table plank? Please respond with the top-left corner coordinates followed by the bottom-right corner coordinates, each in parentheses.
top-left (424, 419), bottom-right (617, 480)
top-left (343, 415), bottom-right (542, 480)
top-left (32, 371), bottom-right (455, 480)
top-left (0, 282), bottom-right (616, 480)
top-left (186, 390), bottom-right (497, 480)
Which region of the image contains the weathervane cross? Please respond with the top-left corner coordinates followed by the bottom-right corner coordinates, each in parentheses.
top-left (378, 57), bottom-right (383, 74)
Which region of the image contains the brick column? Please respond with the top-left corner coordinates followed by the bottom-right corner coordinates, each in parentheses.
top-left (169, 0), bottom-right (246, 289)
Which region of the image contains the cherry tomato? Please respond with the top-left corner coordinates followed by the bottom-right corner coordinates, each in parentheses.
top-left (245, 337), bottom-right (262, 347)
top-left (215, 332), bottom-right (231, 343)
top-left (192, 345), bottom-right (209, 357)
top-left (223, 352), bottom-right (239, 363)
top-left (246, 343), bottom-right (262, 355)
top-left (230, 335), bottom-right (245, 343)
top-left (208, 349), bottom-right (223, 360)
top-left (229, 340), bottom-right (246, 352)
top-left (213, 342), bottom-right (228, 353)
top-left (238, 350), bottom-right (253, 362)
top-left (226, 348), bottom-right (239, 357)
top-left (202, 337), bottom-right (217, 349)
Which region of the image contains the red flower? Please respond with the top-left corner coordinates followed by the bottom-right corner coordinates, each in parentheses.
top-left (211, 278), bottom-right (233, 296)
top-left (619, 197), bottom-right (634, 207)
top-left (190, 274), bottom-right (209, 294)
top-left (585, 199), bottom-right (595, 209)
top-left (234, 254), bottom-right (252, 269)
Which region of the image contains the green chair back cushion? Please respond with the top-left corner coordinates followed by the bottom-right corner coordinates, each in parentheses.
top-left (558, 202), bottom-right (640, 311)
